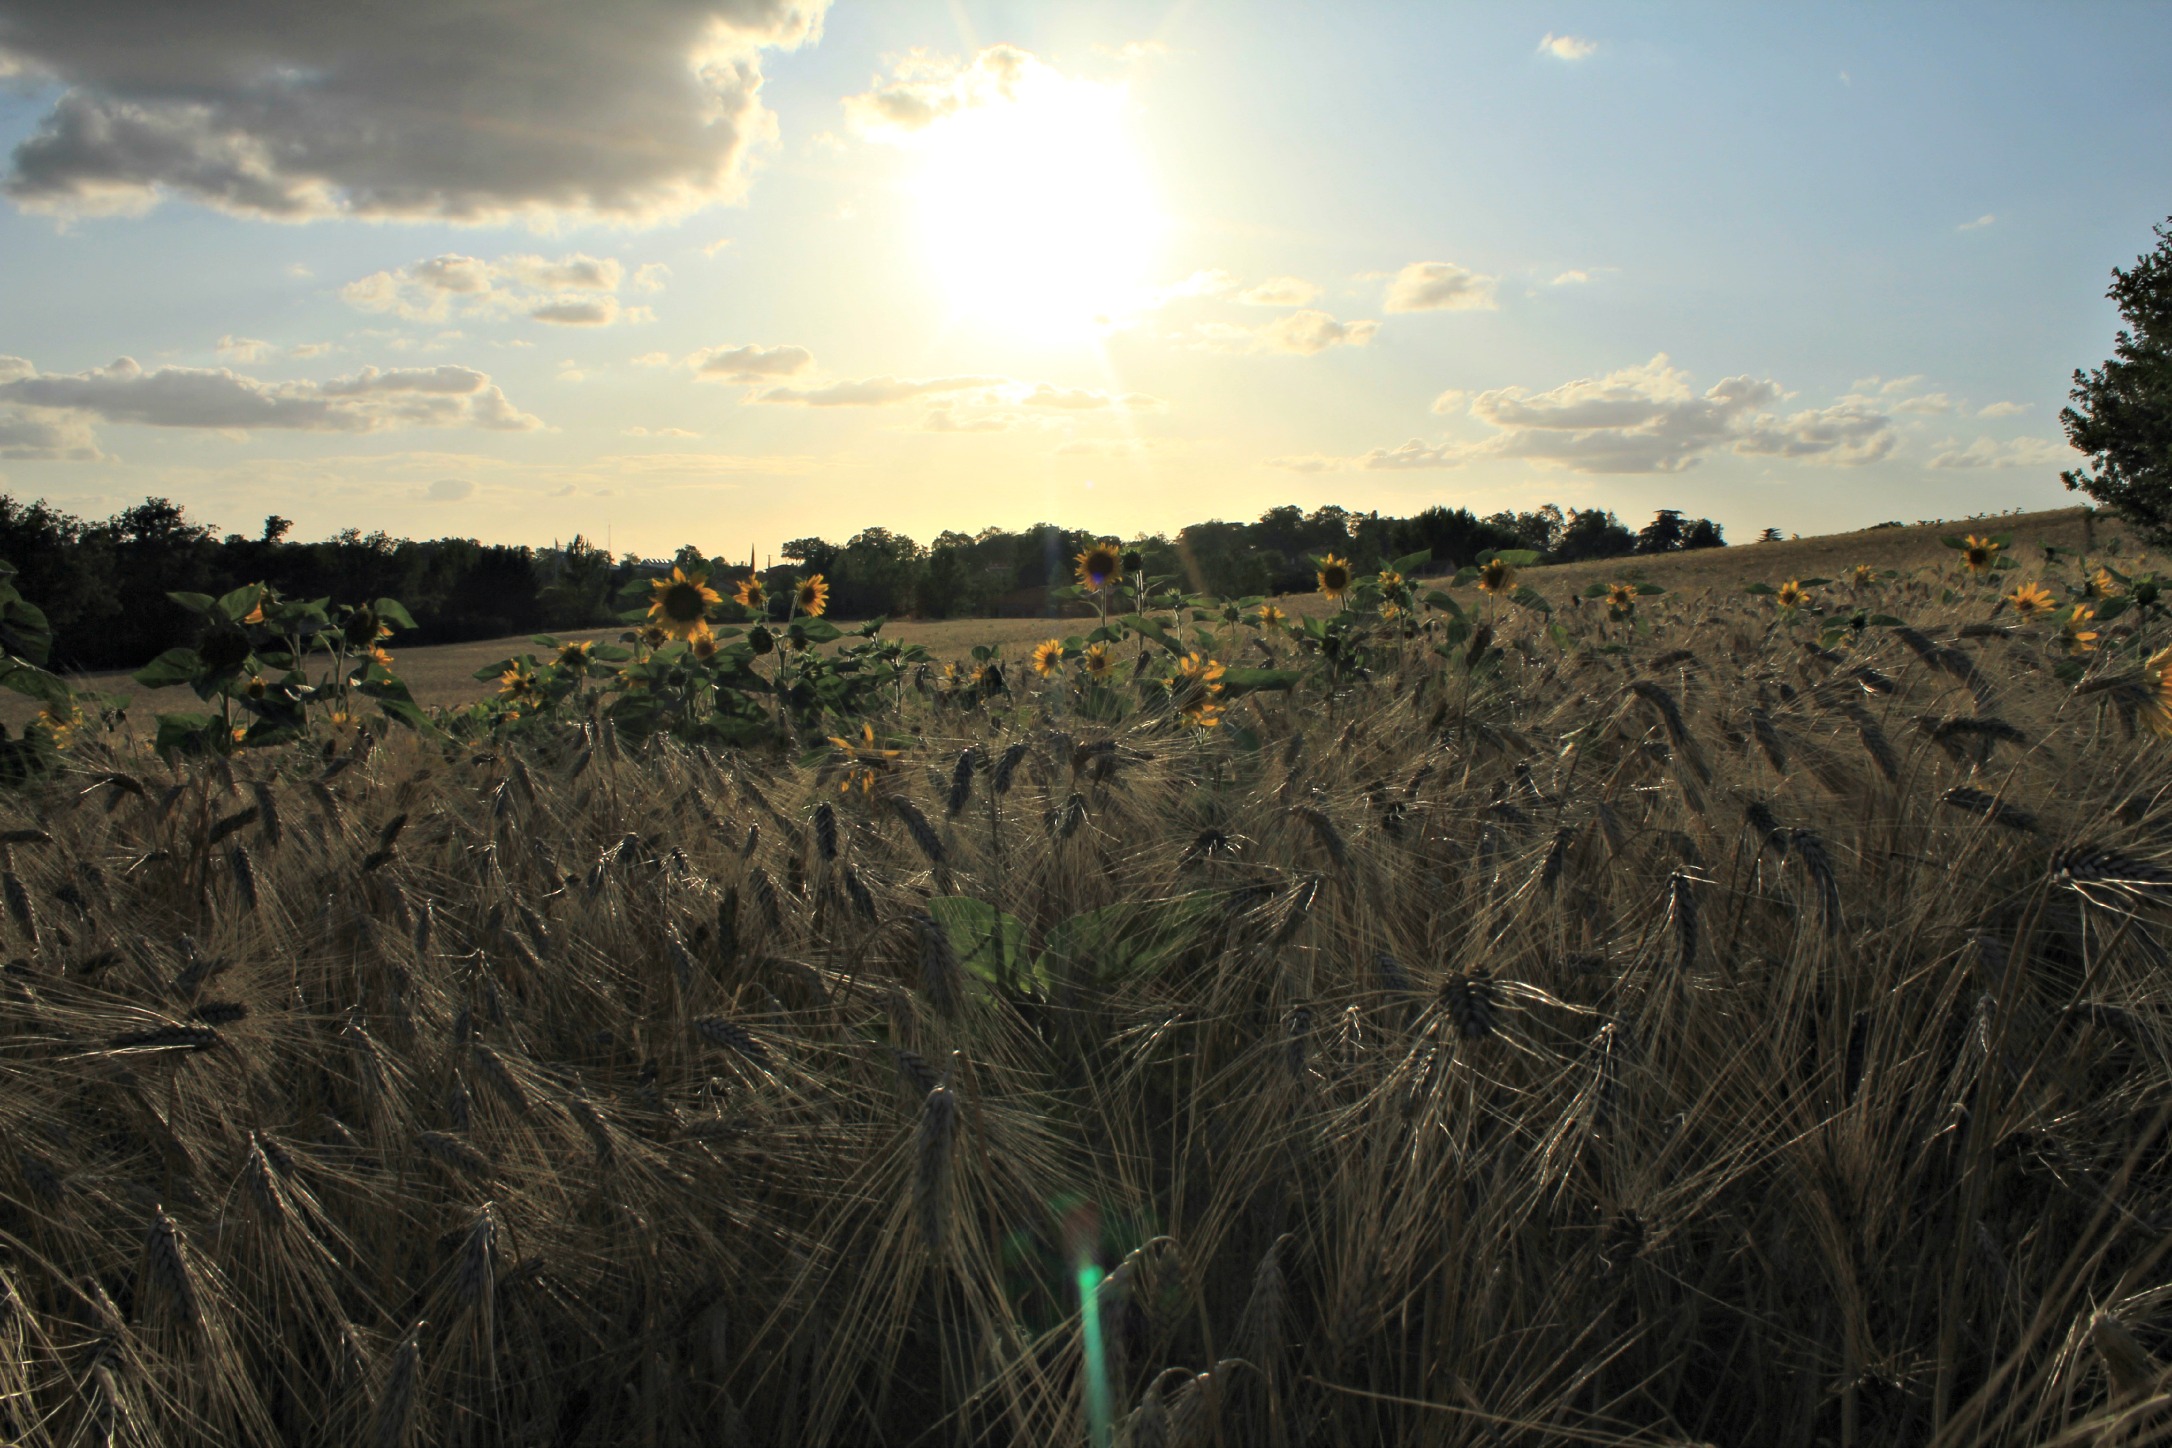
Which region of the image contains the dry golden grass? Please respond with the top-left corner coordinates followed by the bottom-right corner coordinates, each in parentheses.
top-left (0, 506), bottom-right (2165, 1444)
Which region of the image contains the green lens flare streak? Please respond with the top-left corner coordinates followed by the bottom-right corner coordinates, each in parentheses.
top-left (1077, 1258), bottom-right (1113, 1448)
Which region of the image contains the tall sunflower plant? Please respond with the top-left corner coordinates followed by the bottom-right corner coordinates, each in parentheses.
top-left (133, 582), bottom-right (428, 758)
top-left (0, 560), bottom-right (85, 780)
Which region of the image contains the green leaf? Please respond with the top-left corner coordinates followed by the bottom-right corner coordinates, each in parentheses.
top-left (2093, 595), bottom-right (2132, 622)
top-left (1510, 584), bottom-right (1552, 615)
top-left (216, 583), bottom-right (267, 620)
top-left (0, 661), bottom-right (69, 706)
top-left (1940, 536), bottom-right (1968, 550)
top-left (926, 897), bottom-right (1041, 995)
top-left (796, 618), bottom-right (843, 643)
top-left (1218, 667), bottom-right (1302, 696)
top-left (1390, 548), bottom-right (1432, 576)
top-left (1422, 589), bottom-right (1467, 619)
top-left (1744, 582), bottom-right (1777, 596)
top-left (374, 599), bottom-right (418, 630)
top-left (132, 648), bottom-right (203, 688)
top-left (1122, 613), bottom-right (1180, 653)
top-left (1636, 583), bottom-right (1668, 596)
top-left (472, 657), bottom-right (520, 682)
top-left (152, 712), bottom-right (222, 761)
top-left (1491, 549), bottom-right (1543, 567)
top-left (1581, 583), bottom-right (1609, 599)
top-left (1036, 892), bottom-right (1221, 986)
top-left (167, 591), bottom-right (217, 614)
top-left (1866, 613), bottom-right (1906, 627)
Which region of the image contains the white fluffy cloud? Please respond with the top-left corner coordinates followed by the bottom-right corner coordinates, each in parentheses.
top-left (0, 1), bottom-right (828, 223)
top-left (341, 252), bottom-right (647, 326)
top-left (215, 335), bottom-right (274, 363)
top-left (1926, 436), bottom-right (2074, 469)
top-left (1977, 400), bottom-right (2029, 418)
top-left (1287, 355), bottom-right (1900, 474)
top-left (0, 355), bottom-right (542, 436)
top-left (689, 343), bottom-right (815, 382)
top-left (0, 405), bottom-right (104, 460)
top-left (1236, 276), bottom-right (1321, 307)
top-left (842, 43), bottom-right (1033, 136)
top-left (1383, 260), bottom-right (1498, 313)
top-left (1175, 309), bottom-right (1379, 356)
top-left (1539, 33), bottom-right (1598, 60)
top-left (753, 375), bottom-right (1007, 407)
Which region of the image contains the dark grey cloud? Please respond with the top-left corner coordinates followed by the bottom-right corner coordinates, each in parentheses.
top-left (0, 1), bottom-right (828, 223)
top-left (0, 356), bottom-right (542, 433)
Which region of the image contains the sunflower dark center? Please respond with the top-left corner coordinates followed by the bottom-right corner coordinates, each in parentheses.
top-left (662, 583), bottom-right (707, 622)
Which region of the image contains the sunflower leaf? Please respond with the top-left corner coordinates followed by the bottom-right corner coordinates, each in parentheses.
top-left (167, 592), bottom-right (217, 615)
top-left (1511, 584), bottom-right (1552, 614)
top-left (1218, 667), bottom-right (1303, 696)
top-left (1390, 548), bottom-right (1433, 577)
top-left (133, 648), bottom-right (203, 688)
top-left (926, 897), bottom-right (1041, 996)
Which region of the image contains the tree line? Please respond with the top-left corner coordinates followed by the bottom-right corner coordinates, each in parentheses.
top-left (0, 493), bottom-right (1721, 671)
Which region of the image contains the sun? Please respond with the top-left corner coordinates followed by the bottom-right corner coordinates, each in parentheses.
top-left (906, 68), bottom-right (1163, 338)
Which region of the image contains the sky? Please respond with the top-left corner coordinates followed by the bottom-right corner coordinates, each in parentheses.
top-left (0, 1), bottom-right (2168, 561)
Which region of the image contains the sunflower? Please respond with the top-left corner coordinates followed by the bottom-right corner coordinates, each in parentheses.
top-left (499, 660), bottom-right (541, 703)
top-left (1316, 554), bottom-right (1353, 601)
top-left (978, 660), bottom-right (1007, 695)
top-left (1606, 581), bottom-right (1638, 614)
top-left (342, 606), bottom-right (389, 650)
top-left (1031, 638), bottom-right (1066, 677)
top-left (796, 573), bottom-right (830, 618)
top-left (1181, 696), bottom-right (1226, 729)
top-left (1775, 579), bottom-right (1812, 610)
top-left (826, 721), bottom-right (904, 795)
top-left (244, 674), bottom-right (268, 700)
top-left (647, 566), bottom-right (721, 640)
top-left (1476, 557), bottom-right (1517, 596)
top-left (1960, 535), bottom-right (2000, 575)
top-left (734, 574), bottom-right (767, 610)
top-left (36, 703), bottom-right (80, 751)
top-left (1256, 602), bottom-right (1288, 630)
top-left (1075, 539), bottom-right (1123, 591)
top-left (2143, 644), bottom-right (2172, 739)
top-left (639, 623), bottom-right (669, 650)
top-left (2091, 566), bottom-right (2123, 598)
top-left (1079, 642), bottom-right (1117, 681)
top-left (367, 644), bottom-right (395, 670)
top-left (2063, 603), bottom-right (2100, 654)
top-left (1850, 563), bottom-right (1878, 587)
top-left (2006, 581), bottom-right (2056, 618)
top-left (1176, 652), bottom-right (1226, 692)
top-left (1377, 568), bottom-right (1404, 590)
top-left (690, 628), bottom-right (720, 662)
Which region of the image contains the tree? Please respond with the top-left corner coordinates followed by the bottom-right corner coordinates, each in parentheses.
top-left (2062, 216), bottom-right (2172, 544)
top-left (1637, 509), bottom-right (1687, 554)
top-left (1682, 517), bottom-right (1725, 549)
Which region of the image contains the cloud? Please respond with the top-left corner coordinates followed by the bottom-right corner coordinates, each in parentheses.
top-left (1977, 400), bottom-right (2028, 418)
top-left (632, 262), bottom-right (671, 292)
top-left (753, 375), bottom-right (1005, 407)
top-left (690, 343), bottom-right (815, 382)
top-left (1429, 388), bottom-right (1467, 414)
top-left (625, 425), bottom-right (700, 438)
top-left (0, 355), bottom-right (542, 434)
top-left (843, 43), bottom-right (1035, 136)
top-left (1152, 268), bottom-right (1240, 305)
top-left (289, 341), bottom-right (335, 359)
top-left (1383, 260), bottom-right (1498, 313)
top-left (1892, 392), bottom-right (1954, 414)
top-left (1926, 435), bottom-right (2073, 469)
top-left (0, 406), bottom-right (105, 460)
top-left (1176, 309), bottom-right (1379, 356)
top-left (0, 1), bottom-right (828, 224)
top-left (1296, 354), bottom-right (1900, 476)
top-left (1538, 33), bottom-right (1598, 60)
top-left (1958, 214), bottom-right (1996, 231)
top-left (632, 351), bottom-right (674, 367)
top-left (1551, 270), bottom-right (1591, 286)
top-left (1236, 276), bottom-right (1321, 307)
top-left (215, 335), bottom-right (274, 363)
top-left (423, 477), bottom-right (475, 502)
top-left (1468, 355), bottom-right (1895, 471)
top-left (921, 406), bottom-right (1012, 433)
top-left (342, 251), bottom-right (636, 325)
top-left (1016, 383), bottom-right (1160, 410)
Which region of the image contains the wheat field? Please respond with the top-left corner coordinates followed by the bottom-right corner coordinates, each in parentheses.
top-left (0, 518), bottom-right (2169, 1446)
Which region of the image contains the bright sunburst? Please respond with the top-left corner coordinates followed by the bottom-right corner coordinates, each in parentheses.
top-left (905, 66), bottom-right (1163, 338)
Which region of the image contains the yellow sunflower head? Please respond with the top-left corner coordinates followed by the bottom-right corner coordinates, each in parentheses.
top-left (690, 628), bottom-right (720, 662)
top-left (1075, 540), bottom-right (1123, 591)
top-left (244, 674), bottom-right (268, 700)
top-left (1177, 652), bottom-right (1226, 691)
top-left (499, 661), bottom-right (540, 702)
top-left (2063, 603), bottom-right (2100, 654)
top-left (2143, 644), bottom-right (2172, 739)
top-left (1606, 581), bottom-right (1638, 612)
top-left (1256, 602), bottom-right (1287, 630)
top-left (2090, 566), bottom-right (2122, 598)
top-left (36, 703), bottom-right (81, 750)
top-left (796, 573), bottom-right (829, 617)
top-left (1775, 579), bottom-right (1811, 610)
top-left (648, 565), bottom-right (721, 640)
top-left (733, 574), bottom-right (767, 610)
top-left (639, 623), bottom-right (669, 650)
top-left (1080, 641), bottom-right (1116, 680)
top-left (1181, 697), bottom-right (1225, 729)
top-left (1316, 554), bottom-right (1352, 601)
top-left (1031, 639), bottom-right (1066, 676)
top-left (1377, 568), bottom-right (1404, 590)
top-left (555, 639), bottom-right (593, 671)
top-left (2006, 581), bottom-right (2055, 618)
top-left (1476, 557), bottom-right (1517, 596)
top-left (1961, 535), bottom-right (1999, 575)
top-left (1850, 563), bottom-right (1878, 587)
